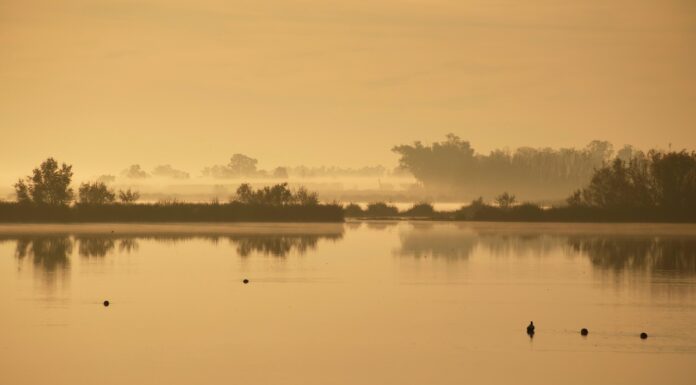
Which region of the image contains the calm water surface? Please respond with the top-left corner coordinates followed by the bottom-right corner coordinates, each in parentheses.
top-left (1, 222), bottom-right (695, 385)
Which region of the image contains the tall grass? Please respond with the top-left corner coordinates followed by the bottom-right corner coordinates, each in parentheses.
top-left (0, 202), bottom-right (344, 223)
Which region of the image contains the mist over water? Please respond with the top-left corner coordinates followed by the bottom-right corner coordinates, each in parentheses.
top-left (1, 222), bottom-right (695, 385)
top-left (3, 1), bottom-right (696, 384)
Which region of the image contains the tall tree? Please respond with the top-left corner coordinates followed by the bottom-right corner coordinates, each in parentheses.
top-left (14, 158), bottom-right (74, 205)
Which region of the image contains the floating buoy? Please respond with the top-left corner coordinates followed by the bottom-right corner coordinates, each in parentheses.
top-left (640, 332), bottom-right (648, 339)
top-left (103, 300), bottom-right (110, 307)
top-left (581, 328), bottom-right (589, 336)
top-left (243, 279), bottom-right (249, 284)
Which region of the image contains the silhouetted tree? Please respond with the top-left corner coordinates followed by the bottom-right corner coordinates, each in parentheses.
top-left (202, 154), bottom-right (261, 178)
top-left (393, 134), bottom-right (615, 199)
top-left (118, 189), bottom-right (140, 203)
top-left (78, 182), bottom-right (116, 204)
top-left (234, 183), bottom-right (255, 203)
top-left (365, 202), bottom-right (399, 216)
top-left (263, 183), bottom-right (294, 205)
top-left (495, 192), bottom-right (516, 209)
top-left (272, 167), bottom-right (289, 179)
top-left (151, 164), bottom-right (190, 179)
top-left (575, 158), bottom-right (653, 209)
top-left (294, 186), bottom-right (319, 205)
top-left (650, 151), bottom-right (696, 210)
top-left (122, 164), bottom-right (150, 179)
top-left (343, 203), bottom-right (364, 217)
top-left (405, 202), bottom-right (435, 216)
top-left (14, 158), bottom-right (74, 205)
top-left (228, 154), bottom-right (258, 175)
top-left (567, 150), bottom-right (696, 212)
top-left (392, 134), bottom-right (475, 189)
top-left (232, 183), bottom-right (320, 206)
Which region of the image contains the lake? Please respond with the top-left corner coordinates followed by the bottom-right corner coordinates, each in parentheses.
top-left (1, 222), bottom-right (695, 385)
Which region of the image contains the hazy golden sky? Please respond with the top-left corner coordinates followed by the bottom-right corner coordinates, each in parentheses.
top-left (1, 0), bottom-right (695, 178)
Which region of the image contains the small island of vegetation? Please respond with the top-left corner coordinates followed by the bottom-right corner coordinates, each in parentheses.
top-left (346, 148), bottom-right (696, 222)
top-left (2, 148), bottom-right (695, 223)
top-left (0, 158), bottom-right (343, 223)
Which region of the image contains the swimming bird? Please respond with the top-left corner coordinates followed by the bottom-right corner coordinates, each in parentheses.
top-left (527, 321), bottom-right (535, 335)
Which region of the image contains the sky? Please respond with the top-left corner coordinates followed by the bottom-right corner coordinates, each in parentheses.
top-left (1, 0), bottom-right (695, 179)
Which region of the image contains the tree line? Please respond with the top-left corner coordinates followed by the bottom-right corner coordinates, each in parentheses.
top-left (2, 158), bottom-right (343, 222)
top-left (344, 149), bottom-right (696, 221)
top-left (10, 158), bottom-right (328, 207)
top-left (201, 153), bottom-right (397, 179)
top-left (393, 134), bottom-right (633, 200)
top-left (14, 158), bottom-right (140, 205)
top-left (567, 150), bottom-right (696, 212)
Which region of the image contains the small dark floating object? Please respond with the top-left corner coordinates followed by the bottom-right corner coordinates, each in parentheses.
top-left (103, 300), bottom-right (110, 307)
top-left (581, 328), bottom-right (589, 336)
top-left (526, 321), bottom-right (535, 335)
top-left (640, 332), bottom-right (648, 339)
top-left (243, 279), bottom-right (249, 284)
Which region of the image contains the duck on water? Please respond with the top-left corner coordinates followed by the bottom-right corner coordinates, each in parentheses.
top-left (527, 321), bottom-right (535, 336)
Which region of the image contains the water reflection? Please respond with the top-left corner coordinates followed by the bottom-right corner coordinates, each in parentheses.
top-left (14, 235), bottom-right (72, 272)
top-left (2, 228), bottom-right (344, 290)
top-left (4, 223), bottom-right (696, 293)
top-left (397, 223), bottom-right (476, 260)
top-left (477, 233), bottom-right (566, 258)
top-left (230, 234), bottom-right (340, 257)
top-left (76, 236), bottom-right (116, 257)
top-left (365, 221), bottom-right (399, 231)
top-left (396, 224), bottom-right (696, 277)
top-left (10, 235), bottom-right (73, 288)
top-left (568, 236), bottom-right (696, 275)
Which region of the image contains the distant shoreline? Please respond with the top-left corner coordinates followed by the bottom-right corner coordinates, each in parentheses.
top-left (344, 203), bottom-right (696, 223)
top-left (2, 201), bottom-right (695, 224)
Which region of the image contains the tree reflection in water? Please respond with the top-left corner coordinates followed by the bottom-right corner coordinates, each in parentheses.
top-left (14, 235), bottom-right (73, 272)
top-left (76, 236), bottom-right (116, 257)
top-left (5, 229), bottom-right (344, 288)
top-left (396, 224), bottom-right (696, 277)
top-left (396, 223), bottom-right (477, 260)
top-left (568, 236), bottom-right (696, 276)
top-left (231, 234), bottom-right (343, 257)
top-left (10, 235), bottom-right (73, 288)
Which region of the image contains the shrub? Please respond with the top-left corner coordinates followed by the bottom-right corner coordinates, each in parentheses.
top-left (78, 182), bottom-right (116, 205)
top-left (405, 202), bottom-right (435, 216)
top-left (343, 203), bottom-right (364, 217)
top-left (365, 202), bottom-right (399, 217)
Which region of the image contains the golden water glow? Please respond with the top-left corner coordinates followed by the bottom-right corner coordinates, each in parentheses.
top-left (1, 222), bottom-right (695, 385)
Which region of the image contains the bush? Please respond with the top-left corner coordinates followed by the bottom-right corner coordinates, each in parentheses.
top-left (364, 202), bottom-right (399, 217)
top-left (78, 182), bottom-right (116, 205)
top-left (343, 203), bottom-right (364, 217)
top-left (118, 189), bottom-right (141, 203)
top-left (404, 202), bottom-right (435, 216)
top-left (232, 183), bottom-right (320, 206)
